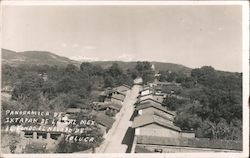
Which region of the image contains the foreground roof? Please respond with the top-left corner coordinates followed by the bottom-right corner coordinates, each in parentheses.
top-left (137, 135), bottom-right (242, 151)
top-left (132, 114), bottom-right (181, 132)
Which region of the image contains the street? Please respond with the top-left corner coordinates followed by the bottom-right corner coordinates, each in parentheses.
top-left (96, 84), bottom-right (140, 153)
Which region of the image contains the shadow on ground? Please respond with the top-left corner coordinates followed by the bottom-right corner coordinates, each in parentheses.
top-left (121, 127), bottom-right (135, 153)
top-left (129, 110), bottom-right (138, 121)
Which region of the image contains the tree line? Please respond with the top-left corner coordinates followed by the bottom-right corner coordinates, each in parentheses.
top-left (160, 66), bottom-right (242, 141)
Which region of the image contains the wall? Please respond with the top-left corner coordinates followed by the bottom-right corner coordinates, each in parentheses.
top-left (180, 132), bottom-right (195, 138)
top-left (141, 89), bottom-right (151, 96)
top-left (137, 124), bottom-right (180, 138)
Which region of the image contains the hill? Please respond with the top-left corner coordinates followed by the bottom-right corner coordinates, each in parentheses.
top-left (92, 61), bottom-right (192, 74)
top-left (2, 49), bottom-right (192, 74)
top-left (1, 49), bottom-right (79, 67)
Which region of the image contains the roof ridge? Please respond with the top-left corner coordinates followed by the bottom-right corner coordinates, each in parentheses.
top-left (136, 102), bottom-right (175, 116)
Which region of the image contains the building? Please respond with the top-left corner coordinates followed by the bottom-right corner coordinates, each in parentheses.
top-left (110, 93), bottom-right (126, 103)
top-left (132, 114), bottom-right (181, 138)
top-left (138, 93), bottom-right (165, 104)
top-left (66, 108), bottom-right (81, 115)
top-left (93, 112), bottom-right (115, 137)
top-left (134, 136), bottom-right (242, 153)
top-left (139, 87), bottom-right (154, 96)
top-left (113, 84), bottom-right (131, 93)
top-left (104, 89), bottom-right (126, 103)
top-left (1, 86), bottom-right (13, 93)
top-left (137, 98), bottom-right (166, 108)
top-left (95, 102), bottom-right (122, 112)
top-left (94, 102), bottom-right (122, 117)
top-left (135, 101), bottom-right (175, 121)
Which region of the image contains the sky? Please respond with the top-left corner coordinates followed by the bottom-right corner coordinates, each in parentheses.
top-left (2, 5), bottom-right (242, 72)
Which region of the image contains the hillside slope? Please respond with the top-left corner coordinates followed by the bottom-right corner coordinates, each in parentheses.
top-left (92, 61), bottom-right (192, 74)
top-left (2, 49), bottom-right (192, 74)
top-left (2, 49), bottom-right (79, 66)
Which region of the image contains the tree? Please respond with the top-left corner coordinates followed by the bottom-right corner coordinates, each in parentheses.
top-left (64, 64), bottom-right (79, 76)
top-left (108, 63), bottom-right (123, 77)
top-left (104, 75), bottom-right (115, 88)
top-left (191, 66), bottom-right (217, 87)
top-left (127, 68), bottom-right (139, 80)
top-left (135, 61), bottom-right (152, 72)
top-left (80, 62), bottom-right (104, 76)
top-left (12, 72), bottom-right (44, 101)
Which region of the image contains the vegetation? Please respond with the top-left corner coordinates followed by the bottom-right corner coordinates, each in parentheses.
top-left (1, 51), bottom-right (242, 145)
top-left (161, 66), bottom-right (242, 141)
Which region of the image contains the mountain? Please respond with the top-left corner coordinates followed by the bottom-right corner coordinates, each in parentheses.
top-left (2, 48), bottom-right (191, 74)
top-left (1, 49), bottom-right (79, 66)
top-left (92, 61), bottom-right (192, 74)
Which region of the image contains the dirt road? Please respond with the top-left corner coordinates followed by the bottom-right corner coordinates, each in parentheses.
top-left (96, 84), bottom-right (140, 153)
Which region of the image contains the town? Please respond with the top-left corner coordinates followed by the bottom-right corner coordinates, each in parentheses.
top-left (1, 61), bottom-right (242, 153)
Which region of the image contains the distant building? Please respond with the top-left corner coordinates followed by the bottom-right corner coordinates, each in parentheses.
top-left (95, 102), bottom-right (122, 117)
top-left (103, 87), bottom-right (126, 103)
top-left (138, 98), bottom-right (167, 108)
top-left (1, 86), bottom-right (13, 93)
top-left (138, 93), bottom-right (165, 103)
top-left (139, 87), bottom-right (155, 96)
top-left (66, 108), bottom-right (81, 115)
top-left (151, 64), bottom-right (155, 71)
top-left (112, 84), bottom-right (131, 93)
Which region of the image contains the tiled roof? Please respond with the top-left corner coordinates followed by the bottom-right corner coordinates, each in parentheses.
top-left (97, 102), bottom-right (122, 111)
top-left (111, 94), bottom-right (125, 101)
top-left (152, 111), bottom-right (174, 122)
top-left (139, 87), bottom-right (154, 93)
top-left (154, 81), bottom-right (181, 86)
top-left (111, 90), bottom-right (126, 96)
top-left (138, 98), bottom-right (165, 106)
top-left (93, 112), bottom-right (115, 129)
top-left (132, 115), bottom-right (181, 132)
top-left (112, 84), bottom-right (130, 93)
top-left (138, 94), bottom-right (165, 103)
top-left (66, 108), bottom-right (81, 113)
top-left (137, 136), bottom-right (242, 151)
top-left (136, 101), bottom-right (175, 116)
top-left (139, 93), bottom-right (165, 97)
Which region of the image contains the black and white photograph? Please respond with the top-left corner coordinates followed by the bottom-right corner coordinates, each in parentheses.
top-left (0, 1), bottom-right (249, 157)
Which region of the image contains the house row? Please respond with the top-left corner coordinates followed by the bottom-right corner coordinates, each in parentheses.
top-left (143, 80), bottom-right (182, 95)
top-left (132, 82), bottom-right (196, 153)
top-left (132, 98), bottom-right (194, 139)
top-left (99, 84), bottom-right (131, 103)
top-left (132, 82), bottom-right (242, 153)
top-left (20, 84), bottom-right (131, 143)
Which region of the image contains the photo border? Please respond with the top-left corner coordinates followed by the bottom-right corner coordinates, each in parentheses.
top-left (0, 1), bottom-right (249, 158)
